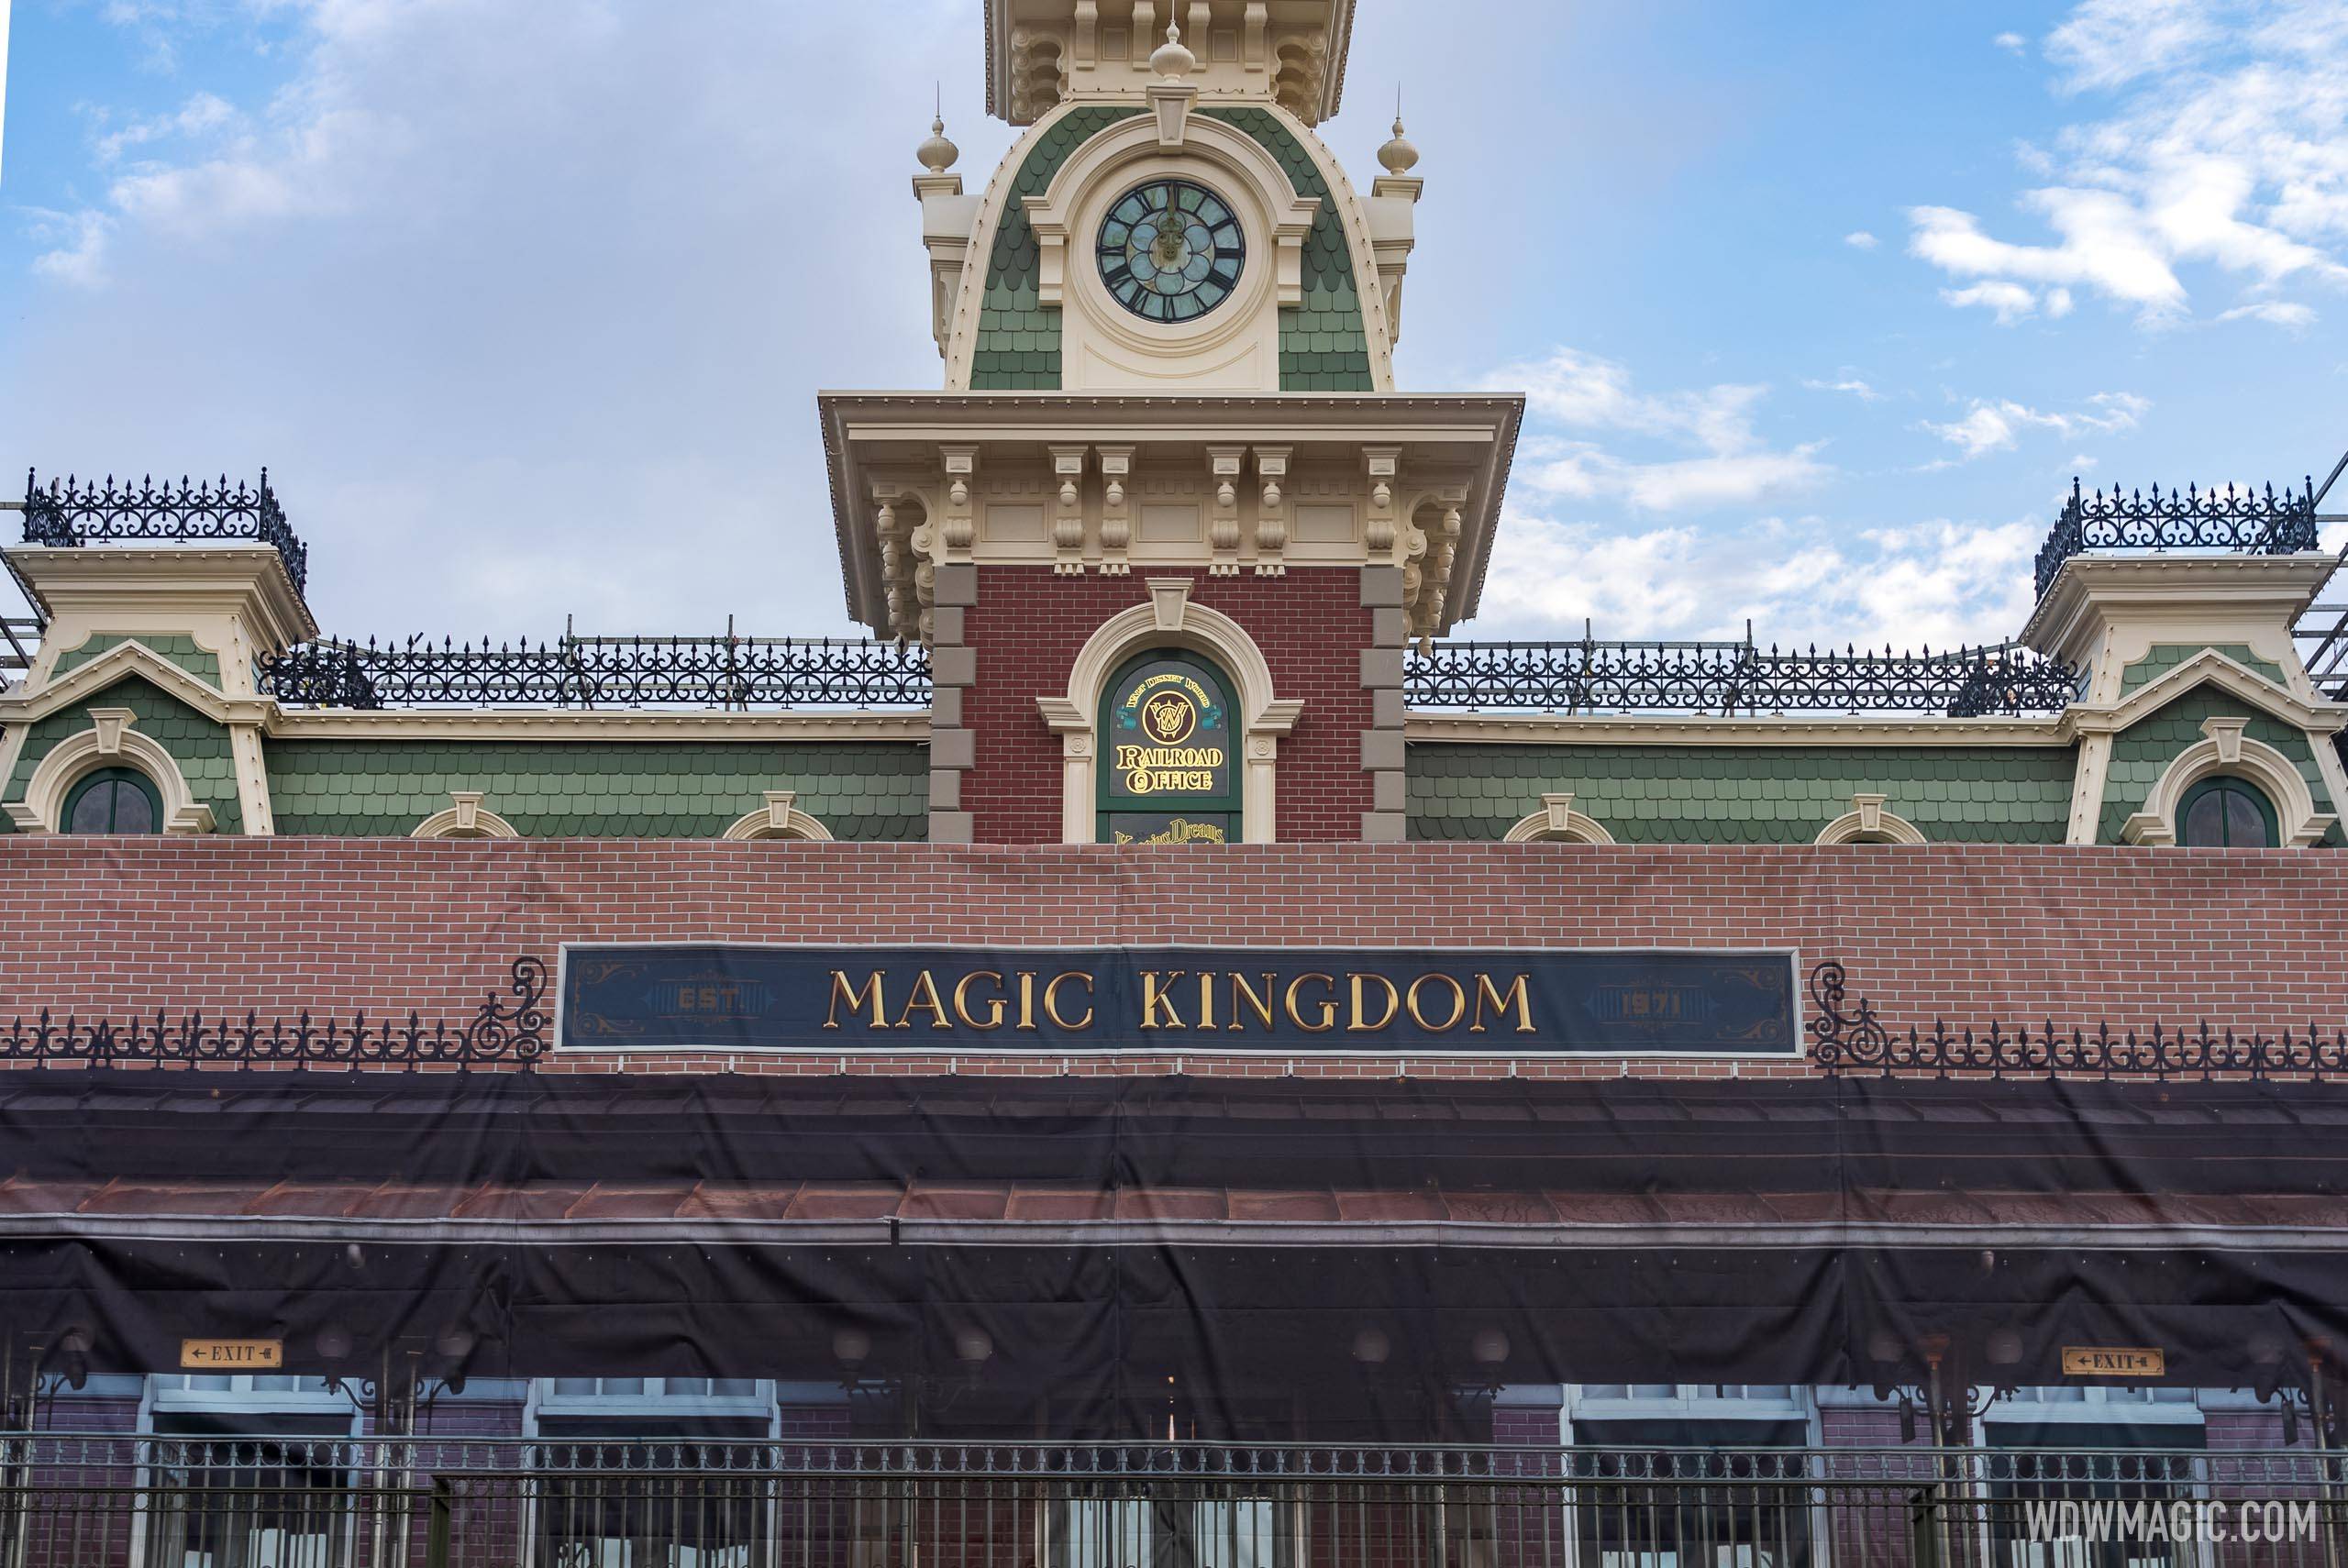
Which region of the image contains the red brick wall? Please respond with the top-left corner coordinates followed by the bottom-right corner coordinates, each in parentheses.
top-left (961, 567), bottom-right (1373, 843)
top-left (3, 838), bottom-right (2343, 1079)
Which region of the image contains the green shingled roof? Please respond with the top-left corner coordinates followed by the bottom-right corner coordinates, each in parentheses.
top-left (2097, 689), bottom-right (2339, 844)
top-left (2119, 643), bottom-right (2287, 695)
top-left (969, 105), bottom-right (1145, 391)
top-left (1199, 105), bottom-right (1374, 392)
top-left (1408, 743), bottom-right (2077, 844)
top-left (263, 740), bottom-right (927, 840)
top-left (1, 675), bottom-right (242, 834)
top-left (51, 633), bottom-right (222, 688)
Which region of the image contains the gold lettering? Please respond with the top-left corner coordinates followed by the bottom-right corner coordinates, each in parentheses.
top-left (1348, 972), bottom-right (1400, 1032)
top-left (1043, 971), bottom-right (1095, 1031)
top-left (1471, 974), bottom-right (1534, 1034)
top-left (896, 969), bottom-right (953, 1030)
top-left (1139, 971), bottom-right (1187, 1029)
top-left (1406, 973), bottom-right (1467, 1032)
top-left (1196, 972), bottom-right (1215, 1031)
top-left (1015, 971), bottom-right (1037, 1031)
top-left (1285, 973), bottom-right (1338, 1032)
top-left (953, 970), bottom-right (1006, 1030)
top-left (825, 969), bottom-right (891, 1030)
top-left (1228, 972), bottom-right (1278, 1032)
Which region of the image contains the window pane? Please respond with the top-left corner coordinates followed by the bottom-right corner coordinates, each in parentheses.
top-left (706, 1379), bottom-right (756, 1397)
top-left (68, 782), bottom-right (116, 833)
top-left (548, 1378), bottom-right (599, 1397)
top-left (2224, 787), bottom-right (2270, 846)
top-left (2182, 790), bottom-right (2226, 845)
top-left (110, 780), bottom-right (156, 833)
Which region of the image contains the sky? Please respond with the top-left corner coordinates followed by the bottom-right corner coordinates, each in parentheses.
top-left (0, 0), bottom-right (2343, 651)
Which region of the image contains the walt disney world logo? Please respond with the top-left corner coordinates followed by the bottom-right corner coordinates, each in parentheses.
top-left (1113, 668), bottom-right (1228, 795)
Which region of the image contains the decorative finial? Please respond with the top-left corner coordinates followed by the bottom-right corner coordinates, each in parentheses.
top-left (917, 97), bottom-right (959, 175)
top-left (1150, 18), bottom-right (1195, 80)
top-left (1377, 103), bottom-right (1419, 176)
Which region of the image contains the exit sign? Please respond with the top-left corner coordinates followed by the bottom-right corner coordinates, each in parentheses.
top-left (180, 1339), bottom-right (283, 1371)
top-left (2061, 1345), bottom-right (2165, 1377)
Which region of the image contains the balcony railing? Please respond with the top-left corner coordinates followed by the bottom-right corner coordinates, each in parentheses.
top-left (1403, 637), bottom-right (2081, 717)
top-left (256, 624), bottom-right (931, 711)
top-left (20, 470), bottom-right (308, 597)
top-left (3, 1436), bottom-right (2342, 1568)
top-left (2036, 477), bottom-right (2320, 598)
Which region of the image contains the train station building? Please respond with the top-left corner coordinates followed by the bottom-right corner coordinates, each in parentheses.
top-left (5, 2), bottom-right (2348, 1563)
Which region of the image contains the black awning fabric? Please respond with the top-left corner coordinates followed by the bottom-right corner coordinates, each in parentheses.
top-left (3, 1069), bottom-right (2339, 1193)
top-left (3, 1070), bottom-right (2346, 1434)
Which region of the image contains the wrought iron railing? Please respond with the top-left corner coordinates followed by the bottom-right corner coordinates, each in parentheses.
top-left (1403, 637), bottom-right (2081, 717)
top-left (2036, 477), bottom-right (2320, 598)
top-left (21, 470), bottom-right (308, 596)
top-left (1808, 959), bottom-right (2348, 1080)
top-left (257, 625), bottom-right (930, 710)
top-left (2, 1436), bottom-right (2342, 1568)
top-left (0, 955), bottom-right (548, 1072)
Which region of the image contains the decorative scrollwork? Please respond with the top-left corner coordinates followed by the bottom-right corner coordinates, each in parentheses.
top-left (1403, 639), bottom-right (2080, 717)
top-left (0, 955), bottom-right (548, 1072)
top-left (1807, 959), bottom-right (1889, 1067)
top-left (23, 469), bottom-right (307, 595)
top-left (1806, 958), bottom-right (2348, 1080)
top-left (2035, 477), bottom-right (2320, 598)
top-left (258, 632), bottom-right (931, 710)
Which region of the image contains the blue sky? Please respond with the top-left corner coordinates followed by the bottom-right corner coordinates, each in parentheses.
top-left (1, 0), bottom-right (2342, 649)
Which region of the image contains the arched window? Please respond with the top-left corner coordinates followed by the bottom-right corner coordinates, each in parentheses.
top-left (63, 767), bottom-right (163, 834)
top-left (1096, 648), bottom-right (1240, 845)
top-left (2178, 775), bottom-right (2278, 848)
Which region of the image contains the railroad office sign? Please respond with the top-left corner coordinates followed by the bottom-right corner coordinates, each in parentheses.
top-left (558, 946), bottom-right (1800, 1057)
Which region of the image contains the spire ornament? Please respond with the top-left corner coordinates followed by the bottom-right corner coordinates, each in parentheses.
top-left (1150, 19), bottom-right (1195, 80)
top-left (917, 115), bottom-right (959, 174)
top-left (1377, 114), bottom-right (1419, 176)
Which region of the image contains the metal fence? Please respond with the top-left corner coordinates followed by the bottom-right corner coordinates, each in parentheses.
top-left (21, 471), bottom-right (308, 597)
top-left (4, 1437), bottom-right (2343, 1568)
top-left (2035, 478), bottom-right (2321, 599)
top-left (255, 629), bottom-right (930, 711)
top-left (1401, 638), bottom-right (2081, 717)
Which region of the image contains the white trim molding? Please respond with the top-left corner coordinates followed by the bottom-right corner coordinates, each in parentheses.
top-left (1501, 792), bottom-right (1614, 845)
top-left (722, 790), bottom-right (834, 842)
top-left (4, 708), bottom-right (216, 834)
top-left (411, 791), bottom-right (520, 841)
top-left (1036, 580), bottom-right (1301, 844)
top-left (2121, 718), bottom-right (2336, 846)
top-left (1815, 793), bottom-right (1927, 845)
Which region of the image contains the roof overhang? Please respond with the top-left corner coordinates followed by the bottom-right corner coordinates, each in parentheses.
top-left (985, 0), bottom-right (1356, 125)
top-left (818, 391), bottom-right (1523, 636)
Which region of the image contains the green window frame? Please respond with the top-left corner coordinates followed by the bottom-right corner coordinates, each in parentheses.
top-left (62, 766), bottom-right (164, 834)
top-left (1096, 647), bottom-right (1242, 845)
top-left (2177, 775), bottom-right (2278, 848)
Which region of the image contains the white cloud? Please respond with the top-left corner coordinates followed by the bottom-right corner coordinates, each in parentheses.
top-left (1940, 280), bottom-right (2048, 324)
top-left (1922, 391), bottom-right (2149, 458)
top-left (1802, 375), bottom-right (1882, 401)
top-left (1908, 0), bottom-right (2348, 326)
top-left (26, 210), bottom-right (116, 289)
top-left (2218, 298), bottom-right (2318, 327)
top-left (1475, 512), bottom-right (2043, 650)
top-left (1489, 347), bottom-right (1831, 513)
top-left (1844, 230), bottom-right (1878, 249)
top-left (94, 91), bottom-right (238, 165)
top-left (1994, 31), bottom-right (2028, 54)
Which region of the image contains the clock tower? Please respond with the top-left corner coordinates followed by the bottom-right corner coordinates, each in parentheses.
top-left (820, 0), bottom-right (1523, 845)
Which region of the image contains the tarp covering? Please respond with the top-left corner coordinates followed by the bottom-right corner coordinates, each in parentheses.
top-left (2, 1071), bottom-right (2345, 1439)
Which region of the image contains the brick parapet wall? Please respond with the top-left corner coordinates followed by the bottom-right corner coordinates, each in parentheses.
top-left (1, 839), bottom-right (2338, 1078)
top-left (960, 567), bottom-right (1374, 844)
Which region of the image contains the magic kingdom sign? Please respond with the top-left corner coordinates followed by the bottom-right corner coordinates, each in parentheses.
top-left (557, 946), bottom-right (1800, 1057)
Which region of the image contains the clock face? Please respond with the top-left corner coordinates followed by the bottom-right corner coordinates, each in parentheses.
top-left (1095, 179), bottom-right (1246, 324)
